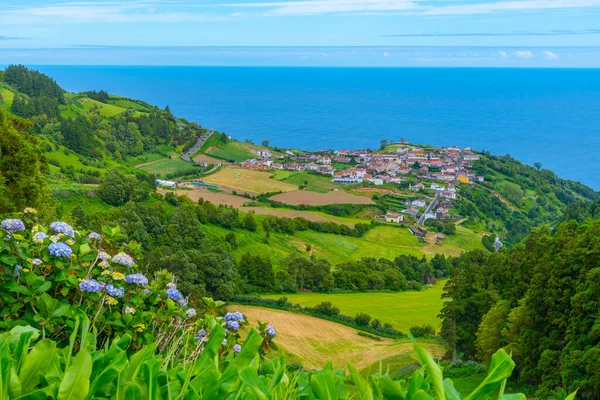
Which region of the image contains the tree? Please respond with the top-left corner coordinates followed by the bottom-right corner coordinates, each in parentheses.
top-left (262, 140), bottom-right (270, 147)
top-left (243, 212), bottom-right (258, 231)
top-left (534, 162), bottom-right (542, 170)
top-left (476, 300), bottom-right (510, 363)
top-left (380, 139), bottom-right (388, 149)
top-left (0, 109), bottom-right (47, 213)
top-left (98, 169), bottom-right (133, 206)
top-left (355, 312), bottom-right (371, 326)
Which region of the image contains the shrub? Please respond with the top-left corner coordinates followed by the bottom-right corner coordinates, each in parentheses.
top-left (409, 324), bottom-right (436, 337)
top-left (312, 301), bottom-right (340, 316)
top-left (355, 312), bottom-right (372, 326)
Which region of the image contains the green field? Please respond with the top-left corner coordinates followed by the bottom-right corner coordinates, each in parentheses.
top-left (0, 86), bottom-right (15, 108)
top-left (108, 97), bottom-right (150, 112)
top-left (79, 98), bottom-right (128, 117)
top-left (273, 170), bottom-right (338, 193)
top-left (263, 280), bottom-right (447, 333)
top-left (136, 157), bottom-right (198, 176)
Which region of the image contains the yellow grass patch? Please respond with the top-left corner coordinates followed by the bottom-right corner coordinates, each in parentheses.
top-left (203, 167), bottom-right (297, 194)
top-left (234, 305), bottom-right (444, 370)
top-left (269, 190), bottom-right (375, 206)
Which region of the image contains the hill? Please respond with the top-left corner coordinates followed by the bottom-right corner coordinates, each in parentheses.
top-left (232, 305), bottom-right (445, 371)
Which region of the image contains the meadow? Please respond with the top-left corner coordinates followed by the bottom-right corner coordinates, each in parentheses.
top-left (233, 305), bottom-right (445, 371)
top-left (262, 279), bottom-right (447, 333)
top-left (203, 166), bottom-right (297, 194)
top-left (136, 157), bottom-right (198, 176)
top-left (269, 190), bottom-right (375, 206)
top-left (272, 170), bottom-right (338, 193)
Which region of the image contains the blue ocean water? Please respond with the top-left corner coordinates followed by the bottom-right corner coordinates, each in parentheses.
top-left (35, 66), bottom-right (600, 189)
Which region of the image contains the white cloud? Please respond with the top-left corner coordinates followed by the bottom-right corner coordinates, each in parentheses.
top-left (543, 50), bottom-right (560, 60)
top-left (498, 51), bottom-right (508, 57)
top-left (382, 52), bottom-right (389, 57)
top-left (223, 0), bottom-right (600, 16)
top-left (514, 50), bottom-right (533, 59)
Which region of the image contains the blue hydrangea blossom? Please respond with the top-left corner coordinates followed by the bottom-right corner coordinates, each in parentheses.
top-left (266, 325), bottom-right (276, 338)
top-left (233, 344), bottom-right (242, 353)
top-left (124, 273), bottom-right (148, 286)
top-left (49, 222), bottom-right (75, 237)
top-left (79, 279), bottom-right (105, 293)
top-left (166, 288), bottom-right (183, 301)
top-left (106, 284), bottom-right (125, 298)
top-left (112, 253), bottom-right (135, 268)
top-left (49, 242), bottom-right (73, 258)
top-left (1, 219), bottom-right (25, 233)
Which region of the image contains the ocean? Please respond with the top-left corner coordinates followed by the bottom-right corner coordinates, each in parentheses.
top-left (34, 66), bottom-right (600, 189)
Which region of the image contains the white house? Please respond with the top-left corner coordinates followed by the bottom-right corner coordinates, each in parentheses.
top-left (411, 199), bottom-right (427, 208)
top-left (384, 213), bottom-right (404, 223)
top-left (156, 179), bottom-right (177, 189)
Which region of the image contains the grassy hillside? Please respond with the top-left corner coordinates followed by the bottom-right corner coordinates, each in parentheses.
top-left (262, 279), bottom-right (446, 332)
top-left (272, 170), bottom-right (338, 193)
top-left (232, 305), bottom-right (445, 371)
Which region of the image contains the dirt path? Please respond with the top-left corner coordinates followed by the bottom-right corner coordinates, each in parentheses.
top-left (134, 159), bottom-right (164, 168)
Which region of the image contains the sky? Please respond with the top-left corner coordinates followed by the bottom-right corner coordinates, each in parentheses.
top-left (1, 0), bottom-right (600, 66)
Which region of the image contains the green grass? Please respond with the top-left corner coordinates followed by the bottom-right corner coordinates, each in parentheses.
top-left (262, 280), bottom-right (447, 333)
top-left (136, 158), bottom-right (197, 176)
top-left (79, 98), bottom-right (127, 117)
top-left (108, 97), bottom-right (150, 112)
top-left (51, 186), bottom-right (113, 215)
top-left (0, 87), bottom-right (15, 108)
top-left (274, 171), bottom-right (337, 193)
top-left (206, 141), bottom-right (258, 162)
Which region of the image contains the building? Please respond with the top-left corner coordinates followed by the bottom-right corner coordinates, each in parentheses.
top-left (411, 199), bottom-right (427, 208)
top-left (156, 179), bottom-right (177, 189)
top-left (384, 213), bottom-right (404, 223)
top-left (409, 227), bottom-right (427, 238)
top-left (401, 208), bottom-right (419, 218)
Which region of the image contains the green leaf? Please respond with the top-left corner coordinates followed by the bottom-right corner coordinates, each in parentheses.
top-left (8, 368), bottom-right (22, 399)
top-left (57, 346), bottom-right (92, 400)
top-left (464, 349), bottom-right (515, 400)
top-left (409, 332), bottom-right (445, 400)
top-left (310, 369), bottom-right (339, 400)
top-left (443, 379), bottom-right (461, 400)
top-left (371, 374), bottom-right (405, 400)
top-left (19, 339), bottom-right (57, 392)
top-left (78, 244), bottom-right (91, 256)
top-left (347, 363), bottom-right (373, 400)
top-left (239, 367), bottom-right (271, 400)
top-left (14, 383), bottom-right (58, 400)
top-left (500, 394), bottom-right (526, 400)
top-left (565, 390), bottom-right (578, 400)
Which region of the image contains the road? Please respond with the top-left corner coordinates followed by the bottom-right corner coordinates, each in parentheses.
top-left (182, 129), bottom-right (213, 161)
top-left (417, 192), bottom-right (439, 226)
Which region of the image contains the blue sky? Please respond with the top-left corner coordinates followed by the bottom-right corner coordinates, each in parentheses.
top-left (1, 0), bottom-right (600, 66)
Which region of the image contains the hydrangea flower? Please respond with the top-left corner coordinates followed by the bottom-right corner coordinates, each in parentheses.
top-left (111, 272), bottom-right (125, 281)
top-left (226, 320), bottom-right (240, 331)
top-left (31, 258), bottom-right (43, 266)
top-left (106, 284), bottom-right (125, 298)
top-left (144, 289), bottom-right (152, 295)
top-left (24, 207), bottom-right (38, 215)
top-left (1, 219), bottom-right (25, 233)
top-left (225, 312), bottom-right (244, 322)
top-left (98, 251), bottom-right (111, 261)
top-left (49, 242), bottom-right (73, 258)
top-left (112, 253), bottom-right (135, 268)
top-left (178, 298), bottom-right (188, 307)
top-left (105, 296), bottom-right (118, 305)
top-left (66, 239), bottom-right (75, 246)
top-left (266, 325), bottom-right (276, 338)
top-left (134, 323), bottom-right (146, 332)
top-left (124, 306), bottom-right (136, 314)
top-left (99, 261), bottom-right (110, 269)
top-left (186, 308), bottom-right (196, 318)
top-left (166, 288), bottom-right (183, 301)
top-left (222, 339), bottom-right (227, 346)
top-left (50, 235), bottom-right (60, 242)
top-left (195, 329), bottom-right (207, 341)
top-left (233, 344), bottom-right (242, 353)
top-left (166, 282), bottom-right (177, 289)
top-left (33, 232), bottom-right (48, 243)
top-left (87, 232), bottom-right (102, 241)
top-left (13, 265), bottom-right (23, 277)
top-left (49, 222), bottom-right (74, 237)
top-left (79, 279), bottom-right (105, 293)
top-left (124, 273), bottom-right (148, 286)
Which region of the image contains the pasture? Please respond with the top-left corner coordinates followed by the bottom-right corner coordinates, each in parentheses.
top-left (203, 167), bottom-right (297, 194)
top-left (136, 157), bottom-right (197, 177)
top-left (0, 86), bottom-right (15, 108)
top-left (270, 190), bottom-right (375, 206)
top-left (232, 305), bottom-right (445, 370)
top-left (273, 171), bottom-right (338, 193)
top-left (262, 280), bottom-right (447, 333)
top-left (78, 97), bottom-right (128, 117)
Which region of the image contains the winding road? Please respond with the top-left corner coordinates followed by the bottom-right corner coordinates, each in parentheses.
top-left (417, 192), bottom-right (439, 226)
top-left (182, 129), bottom-right (213, 162)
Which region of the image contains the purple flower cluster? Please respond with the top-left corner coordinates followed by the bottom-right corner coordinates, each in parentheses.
top-left (13, 265), bottom-right (23, 277)
top-left (79, 279), bottom-right (105, 293)
top-left (49, 222), bottom-right (74, 237)
top-left (98, 251), bottom-right (111, 261)
top-left (144, 289), bottom-right (152, 295)
top-left (87, 232), bottom-right (102, 241)
top-left (31, 258), bottom-right (42, 266)
top-left (1, 219), bottom-right (25, 233)
top-left (195, 329), bottom-right (207, 341)
top-left (166, 288), bottom-right (183, 302)
top-left (112, 253), bottom-right (135, 268)
top-left (33, 232), bottom-right (48, 242)
top-left (225, 312), bottom-right (244, 322)
top-left (233, 344), bottom-right (242, 353)
top-left (48, 242), bottom-right (73, 258)
top-left (178, 298), bottom-right (188, 307)
top-left (186, 308), bottom-right (197, 318)
top-left (266, 324), bottom-right (276, 338)
top-left (124, 273), bottom-right (148, 286)
top-left (106, 283), bottom-right (125, 298)
top-left (226, 320), bottom-right (240, 331)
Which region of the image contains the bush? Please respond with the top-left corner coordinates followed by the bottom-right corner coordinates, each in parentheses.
top-left (358, 331), bottom-right (383, 341)
top-left (312, 301), bottom-right (340, 316)
top-left (409, 324), bottom-right (436, 337)
top-left (355, 312), bottom-right (372, 326)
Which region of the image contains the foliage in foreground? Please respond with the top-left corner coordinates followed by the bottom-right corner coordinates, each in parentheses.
top-left (0, 315), bottom-right (572, 400)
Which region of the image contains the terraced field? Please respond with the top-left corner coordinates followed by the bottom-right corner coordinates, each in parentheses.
top-left (203, 167), bottom-right (297, 194)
